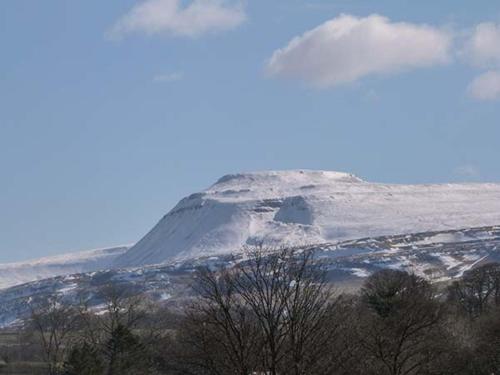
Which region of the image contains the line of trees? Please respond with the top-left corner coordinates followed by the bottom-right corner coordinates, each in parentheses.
top-left (2, 247), bottom-right (500, 374)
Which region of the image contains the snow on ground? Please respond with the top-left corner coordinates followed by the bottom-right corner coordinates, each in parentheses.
top-left (415, 233), bottom-right (474, 245)
top-left (456, 255), bottom-right (489, 277)
top-left (0, 246), bottom-right (130, 290)
top-left (433, 253), bottom-right (462, 270)
top-left (348, 268), bottom-right (372, 278)
top-left (115, 170), bottom-right (500, 267)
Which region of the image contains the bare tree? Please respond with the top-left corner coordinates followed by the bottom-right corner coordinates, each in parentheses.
top-left (180, 246), bottom-right (342, 375)
top-left (175, 265), bottom-right (261, 375)
top-left (471, 306), bottom-right (500, 373)
top-left (356, 269), bottom-right (446, 375)
top-left (233, 247), bottom-right (340, 375)
top-left (74, 285), bottom-right (150, 375)
top-left (448, 262), bottom-right (500, 319)
top-left (29, 295), bottom-right (78, 375)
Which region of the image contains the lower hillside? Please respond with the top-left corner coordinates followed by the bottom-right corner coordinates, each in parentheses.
top-left (1, 246), bottom-right (500, 375)
top-left (0, 225), bottom-right (499, 327)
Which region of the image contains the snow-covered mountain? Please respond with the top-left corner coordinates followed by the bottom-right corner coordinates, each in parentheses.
top-left (1, 167), bottom-right (500, 327)
top-left (0, 246), bottom-right (129, 290)
top-left (115, 170), bottom-right (500, 268)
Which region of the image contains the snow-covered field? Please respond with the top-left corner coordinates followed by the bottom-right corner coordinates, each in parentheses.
top-left (0, 246), bottom-right (129, 289)
top-left (115, 170), bottom-right (500, 267)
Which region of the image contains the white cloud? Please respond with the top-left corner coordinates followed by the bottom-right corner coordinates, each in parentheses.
top-left (462, 22), bottom-right (500, 100)
top-left (108, 0), bottom-right (245, 39)
top-left (467, 70), bottom-right (500, 100)
top-left (153, 72), bottom-right (184, 82)
top-left (462, 22), bottom-right (500, 68)
top-left (266, 14), bottom-right (452, 87)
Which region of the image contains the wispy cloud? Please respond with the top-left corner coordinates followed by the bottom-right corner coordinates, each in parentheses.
top-left (461, 22), bottom-right (500, 101)
top-left (454, 164), bottom-right (481, 180)
top-left (462, 22), bottom-right (500, 68)
top-left (266, 14), bottom-right (452, 88)
top-left (468, 70), bottom-right (500, 100)
top-left (153, 72), bottom-right (184, 83)
top-left (108, 0), bottom-right (246, 39)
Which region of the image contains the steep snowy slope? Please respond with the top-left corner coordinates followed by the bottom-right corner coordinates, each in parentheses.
top-left (115, 170), bottom-right (500, 267)
top-left (0, 246), bottom-right (129, 290)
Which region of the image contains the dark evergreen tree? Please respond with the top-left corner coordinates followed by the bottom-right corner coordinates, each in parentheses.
top-left (63, 342), bottom-right (104, 375)
top-left (104, 323), bottom-right (148, 375)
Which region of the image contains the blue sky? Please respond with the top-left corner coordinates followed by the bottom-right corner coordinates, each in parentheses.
top-left (1, 0), bottom-right (500, 262)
